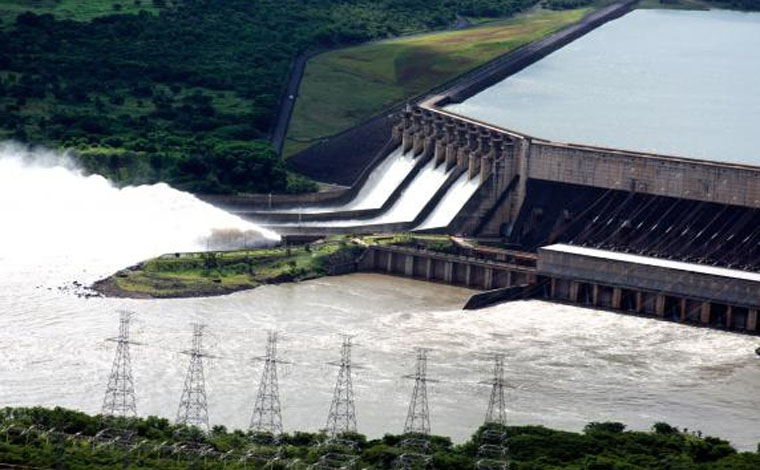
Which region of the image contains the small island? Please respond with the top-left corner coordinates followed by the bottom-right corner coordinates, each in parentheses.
top-left (93, 234), bottom-right (455, 299)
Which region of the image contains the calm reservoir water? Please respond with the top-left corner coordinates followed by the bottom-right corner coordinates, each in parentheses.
top-left (2, 145), bottom-right (760, 449)
top-left (449, 9), bottom-right (760, 165)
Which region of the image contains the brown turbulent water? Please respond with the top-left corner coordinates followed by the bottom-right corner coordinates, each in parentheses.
top-left (1, 146), bottom-right (759, 449)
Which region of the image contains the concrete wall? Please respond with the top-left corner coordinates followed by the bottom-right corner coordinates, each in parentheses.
top-left (545, 271), bottom-right (759, 334)
top-left (528, 142), bottom-right (760, 209)
top-left (399, 103), bottom-right (760, 240)
top-left (358, 245), bottom-right (536, 290)
top-left (538, 248), bottom-right (760, 308)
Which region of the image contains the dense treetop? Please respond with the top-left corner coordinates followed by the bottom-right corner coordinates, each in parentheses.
top-left (1, 407), bottom-right (760, 469)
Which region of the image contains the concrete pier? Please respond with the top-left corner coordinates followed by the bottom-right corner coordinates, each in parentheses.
top-left (539, 244), bottom-right (760, 333)
top-left (358, 245), bottom-right (535, 291)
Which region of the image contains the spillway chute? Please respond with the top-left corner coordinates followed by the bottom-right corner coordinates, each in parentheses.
top-left (414, 172), bottom-right (482, 231)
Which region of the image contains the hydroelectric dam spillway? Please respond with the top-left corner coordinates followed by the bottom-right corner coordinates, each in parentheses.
top-left (201, 0), bottom-right (760, 334)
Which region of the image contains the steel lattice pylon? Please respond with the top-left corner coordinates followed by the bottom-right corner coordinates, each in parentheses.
top-left (485, 354), bottom-right (507, 426)
top-left (476, 354), bottom-right (510, 470)
top-left (403, 348), bottom-right (431, 435)
top-left (102, 310), bottom-right (138, 417)
top-left (250, 331), bottom-right (283, 435)
top-left (176, 323), bottom-right (210, 431)
top-left (326, 335), bottom-right (357, 437)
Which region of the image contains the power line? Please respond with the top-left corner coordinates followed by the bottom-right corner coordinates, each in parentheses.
top-left (102, 310), bottom-right (138, 418)
top-left (176, 323), bottom-right (210, 431)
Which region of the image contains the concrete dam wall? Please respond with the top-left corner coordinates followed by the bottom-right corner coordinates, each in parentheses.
top-left (207, 0), bottom-right (760, 330)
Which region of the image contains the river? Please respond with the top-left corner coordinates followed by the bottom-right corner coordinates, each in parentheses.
top-left (448, 9), bottom-right (760, 165)
top-left (1, 144), bottom-right (760, 448)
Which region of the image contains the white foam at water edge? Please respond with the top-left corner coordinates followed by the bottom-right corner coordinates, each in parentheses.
top-left (0, 142), bottom-right (279, 271)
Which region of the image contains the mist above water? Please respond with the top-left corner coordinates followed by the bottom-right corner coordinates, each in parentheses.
top-left (0, 142), bottom-right (278, 280)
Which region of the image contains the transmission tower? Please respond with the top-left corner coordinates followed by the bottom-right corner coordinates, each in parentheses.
top-left (102, 310), bottom-right (138, 417)
top-left (176, 323), bottom-right (210, 431)
top-left (403, 348), bottom-right (431, 435)
top-left (250, 331), bottom-right (284, 435)
top-left (325, 335), bottom-right (357, 437)
top-left (485, 354), bottom-right (507, 426)
top-left (476, 353), bottom-right (510, 470)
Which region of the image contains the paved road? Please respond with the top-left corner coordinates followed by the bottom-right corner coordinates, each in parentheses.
top-left (271, 53), bottom-right (309, 155)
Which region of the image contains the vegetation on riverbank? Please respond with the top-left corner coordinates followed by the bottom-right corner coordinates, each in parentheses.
top-left (0, 0), bottom-right (563, 193)
top-left (93, 234), bottom-right (456, 298)
top-left (283, 7), bottom-right (590, 157)
top-left (93, 239), bottom-right (366, 298)
top-left (2, 406), bottom-right (759, 469)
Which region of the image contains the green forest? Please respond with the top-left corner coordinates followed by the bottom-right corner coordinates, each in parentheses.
top-left (1, 407), bottom-right (759, 469)
top-left (1, 0), bottom-right (759, 193)
top-left (0, 0), bottom-right (562, 194)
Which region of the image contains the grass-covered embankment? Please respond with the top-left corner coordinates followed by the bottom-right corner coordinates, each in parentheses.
top-left (283, 7), bottom-right (590, 157)
top-left (93, 234), bottom-right (456, 299)
top-left (93, 239), bottom-right (366, 299)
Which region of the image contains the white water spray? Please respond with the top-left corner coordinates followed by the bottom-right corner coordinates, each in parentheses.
top-left (0, 142), bottom-right (279, 279)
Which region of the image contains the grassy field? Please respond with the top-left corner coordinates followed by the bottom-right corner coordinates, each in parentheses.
top-left (0, 0), bottom-right (158, 23)
top-left (93, 234), bottom-right (454, 298)
top-left (283, 7), bottom-right (590, 157)
top-left (94, 240), bottom-right (365, 298)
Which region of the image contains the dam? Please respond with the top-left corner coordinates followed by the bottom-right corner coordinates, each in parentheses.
top-left (204, 3), bottom-right (760, 335)
top-left (5, 1), bottom-right (760, 450)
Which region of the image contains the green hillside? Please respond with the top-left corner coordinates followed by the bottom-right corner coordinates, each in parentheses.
top-left (284, 8), bottom-right (589, 157)
top-left (0, 0), bottom-right (550, 193)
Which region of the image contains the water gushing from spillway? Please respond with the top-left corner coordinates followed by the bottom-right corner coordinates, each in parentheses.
top-left (288, 157), bottom-right (450, 227)
top-left (342, 149), bottom-right (416, 211)
top-left (271, 148), bottom-right (415, 213)
top-left (0, 142), bottom-right (279, 283)
top-left (415, 173), bottom-right (481, 230)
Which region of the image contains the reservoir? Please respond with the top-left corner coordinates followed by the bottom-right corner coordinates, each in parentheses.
top-left (448, 9), bottom-right (760, 166)
top-left (2, 146), bottom-right (760, 449)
